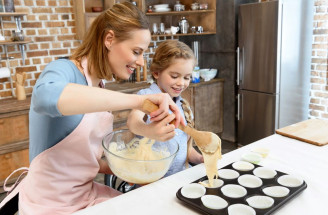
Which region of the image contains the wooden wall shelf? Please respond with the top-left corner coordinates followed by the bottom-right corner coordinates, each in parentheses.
top-left (146, 9), bottom-right (215, 16)
top-left (0, 39), bottom-right (32, 45)
top-left (151, 32), bottom-right (216, 38)
top-left (73, 0), bottom-right (216, 40)
top-left (0, 12), bottom-right (28, 17)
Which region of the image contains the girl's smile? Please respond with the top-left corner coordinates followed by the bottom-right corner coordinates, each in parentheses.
top-left (154, 58), bottom-right (194, 98)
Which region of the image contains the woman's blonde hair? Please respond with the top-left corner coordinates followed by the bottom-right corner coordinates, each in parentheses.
top-left (71, 2), bottom-right (149, 80)
top-left (150, 40), bottom-right (196, 75)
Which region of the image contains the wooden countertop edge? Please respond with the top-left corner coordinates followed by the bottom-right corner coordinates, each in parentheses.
top-left (0, 78), bottom-right (224, 114)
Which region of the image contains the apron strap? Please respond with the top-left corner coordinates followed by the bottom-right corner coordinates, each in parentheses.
top-left (3, 167), bottom-right (29, 193)
top-left (0, 168), bottom-right (27, 214)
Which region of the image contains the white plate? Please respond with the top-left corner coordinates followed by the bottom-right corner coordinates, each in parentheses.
top-left (277, 175), bottom-right (304, 187)
top-left (263, 186), bottom-right (290, 198)
top-left (238, 174), bottom-right (263, 188)
top-left (246, 195), bottom-right (274, 209)
top-left (218, 169), bottom-right (240, 180)
top-left (181, 183), bottom-right (206, 199)
top-left (253, 167), bottom-right (277, 179)
top-left (153, 4), bottom-right (169, 9)
top-left (154, 8), bottom-right (171, 12)
top-left (201, 195), bottom-right (228, 210)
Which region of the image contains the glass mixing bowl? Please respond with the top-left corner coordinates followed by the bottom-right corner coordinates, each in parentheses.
top-left (102, 129), bottom-right (179, 184)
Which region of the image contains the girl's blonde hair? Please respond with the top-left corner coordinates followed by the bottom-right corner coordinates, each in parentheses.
top-left (71, 2), bottom-right (149, 80)
top-left (181, 98), bottom-right (195, 168)
top-left (150, 40), bottom-right (196, 75)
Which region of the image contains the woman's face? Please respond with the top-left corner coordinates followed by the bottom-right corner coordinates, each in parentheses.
top-left (153, 58), bottom-right (193, 98)
top-left (107, 29), bottom-right (151, 80)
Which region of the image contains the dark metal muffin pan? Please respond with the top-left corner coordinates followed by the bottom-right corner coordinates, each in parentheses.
top-left (176, 162), bottom-right (307, 215)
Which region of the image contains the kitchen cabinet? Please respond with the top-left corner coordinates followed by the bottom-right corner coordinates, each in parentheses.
top-left (145, 0), bottom-right (216, 37)
top-left (73, 0), bottom-right (216, 40)
top-left (181, 79), bottom-right (223, 134)
top-left (0, 97), bottom-right (30, 194)
top-left (73, 0), bottom-right (109, 40)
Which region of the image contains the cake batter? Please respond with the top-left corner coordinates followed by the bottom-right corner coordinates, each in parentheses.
top-left (107, 137), bottom-right (172, 184)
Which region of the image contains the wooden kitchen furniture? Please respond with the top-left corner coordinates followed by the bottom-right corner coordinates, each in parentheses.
top-left (0, 79), bottom-right (224, 192)
top-left (181, 79), bottom-right (223, 134)
top-left (0, 97), bottom-right (30, 193)
top-left (73, 0), bottom-right (216, 40)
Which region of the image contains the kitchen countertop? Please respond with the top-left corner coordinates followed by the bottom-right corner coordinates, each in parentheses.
top-left (105, 78), bottom-right (224, 93)
top-left (0, 79), bottom-right (224, 115)
top-left (74, 134), bottom-right (328, 215)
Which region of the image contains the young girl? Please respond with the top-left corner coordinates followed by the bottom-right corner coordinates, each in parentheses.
top-left (128, 40), bottom-right (203, 177)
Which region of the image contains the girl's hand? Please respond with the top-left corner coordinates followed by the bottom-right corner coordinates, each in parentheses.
top-left (188, 147), bottom-right (204, 164)
top-left (143, 114), bottom-right (176, 142)
top-left (142, 93), bottom-right (186, 128)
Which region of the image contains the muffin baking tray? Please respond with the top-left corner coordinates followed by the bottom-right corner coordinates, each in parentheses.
top-left (176, 161), bottom-right (307, 215)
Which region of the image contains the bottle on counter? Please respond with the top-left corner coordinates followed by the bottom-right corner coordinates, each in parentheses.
top-left (179, 17), bottom-right (189, 34)
top-left (192, 66), bottom-right (200, 83)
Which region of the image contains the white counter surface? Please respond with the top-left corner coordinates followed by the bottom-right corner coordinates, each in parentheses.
top-left (74, 134), bottom-right (328, 215)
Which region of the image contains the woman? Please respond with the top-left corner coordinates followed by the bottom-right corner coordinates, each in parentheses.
top-left (0, 3), bottom-right (183, 215)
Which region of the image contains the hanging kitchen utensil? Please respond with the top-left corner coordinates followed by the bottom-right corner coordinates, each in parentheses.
top-left (15, 72), bottom-right (27, 100)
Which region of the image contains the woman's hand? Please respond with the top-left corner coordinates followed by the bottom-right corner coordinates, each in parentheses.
top-left (142, 93), bottom-right (186, 128)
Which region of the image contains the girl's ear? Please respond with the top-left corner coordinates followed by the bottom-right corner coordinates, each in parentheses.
top-left (104, 30), bottom-right (115, 50)
top-left (152, 71), bottom-right (159, 79)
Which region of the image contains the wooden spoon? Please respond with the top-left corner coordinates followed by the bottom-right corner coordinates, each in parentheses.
top-left (142, 99), bottom-right (220, 154)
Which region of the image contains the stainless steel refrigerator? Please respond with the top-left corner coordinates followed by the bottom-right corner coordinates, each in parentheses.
top-left (237, 0), bottom-right (313, 145)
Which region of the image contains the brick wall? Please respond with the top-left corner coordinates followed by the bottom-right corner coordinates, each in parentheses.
top-left (0, 0), bottom-right (78, 99)
top-left (310, 0), bottom-right (328, 119)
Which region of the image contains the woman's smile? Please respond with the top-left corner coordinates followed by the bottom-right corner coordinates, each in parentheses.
top-left (127, 65), bottom-right (136, 75)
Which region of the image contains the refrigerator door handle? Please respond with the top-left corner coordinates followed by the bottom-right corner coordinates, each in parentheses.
top-left (241, 47), bottom-right (245, 86)
top-left (236, 47), bottom-right (239, 86)
top-left (236, 47), bottom-right (240, 86)
top-left (237, 93), bottom-right (241, 121)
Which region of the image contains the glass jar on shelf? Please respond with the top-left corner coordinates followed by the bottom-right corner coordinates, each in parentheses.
top-left (174, 1), bottom-right (184, 11)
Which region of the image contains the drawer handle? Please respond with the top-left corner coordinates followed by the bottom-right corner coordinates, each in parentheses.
top-left (0, 119), bottom-right (4, 124)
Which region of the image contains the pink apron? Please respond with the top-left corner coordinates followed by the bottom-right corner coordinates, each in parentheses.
top-left (0, 59), bottom-right (121, 214)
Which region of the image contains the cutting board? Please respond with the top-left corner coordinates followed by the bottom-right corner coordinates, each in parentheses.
top-left (276, 119), bottom-right (328, 146)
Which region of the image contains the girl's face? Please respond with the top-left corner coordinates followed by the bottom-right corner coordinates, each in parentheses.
top-left (153, 58), bottom-right (193, 98)
top-left (107, 29), bottom-right (151, 80)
